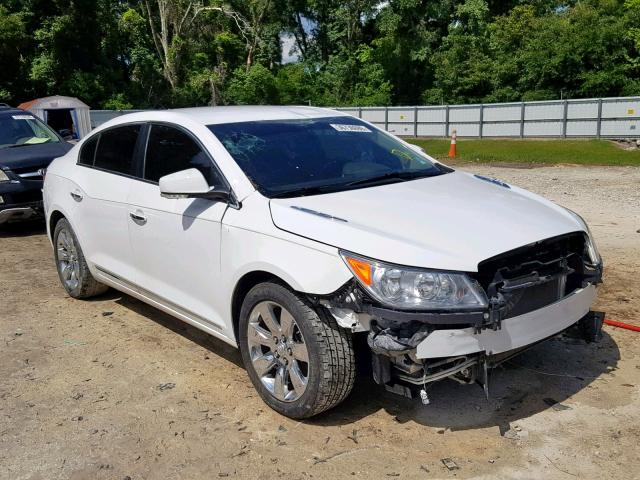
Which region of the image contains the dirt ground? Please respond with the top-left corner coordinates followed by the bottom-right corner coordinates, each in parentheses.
top-left (1, 164), bottom-right (639, 480)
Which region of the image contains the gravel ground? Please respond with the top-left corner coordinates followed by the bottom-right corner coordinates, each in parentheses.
top-left (1, 164), bottom-right (639, 480)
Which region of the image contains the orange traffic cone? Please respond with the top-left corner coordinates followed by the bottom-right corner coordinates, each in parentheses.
top-left (448, 129), bottom-right (457, 158)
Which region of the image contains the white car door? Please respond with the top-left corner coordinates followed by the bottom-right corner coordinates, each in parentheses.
top-left (126, 123), bottom-right (230, 331)
top-left (71, 124), bottom-right (143, 284)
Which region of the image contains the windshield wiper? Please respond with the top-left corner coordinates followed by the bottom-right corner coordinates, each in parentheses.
top-left (344, 170), bottom-right (439, 188)
top-left (270, 185), bottom-right (343, 198)
top-left (7, 143), bottom-right (32, 149)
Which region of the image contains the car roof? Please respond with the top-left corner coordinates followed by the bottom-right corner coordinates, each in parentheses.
top-left (105, 106), bottom-right (350, 128)
top-left (171, 106), bottom-right (349, 125)
top-left (0, 105), bottom-right (27, 117)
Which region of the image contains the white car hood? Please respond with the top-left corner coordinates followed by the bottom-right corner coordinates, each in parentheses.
top-left (269, 171), bottom-right (584, 272)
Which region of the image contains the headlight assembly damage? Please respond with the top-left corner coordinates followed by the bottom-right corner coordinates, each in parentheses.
top-left (341, 252), bottom-right (488, 310)
top-left (312, 233), bottom-right (604, 402)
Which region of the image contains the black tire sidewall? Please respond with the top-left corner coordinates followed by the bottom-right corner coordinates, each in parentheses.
top-left (238, 282), bottom-right (324, 419)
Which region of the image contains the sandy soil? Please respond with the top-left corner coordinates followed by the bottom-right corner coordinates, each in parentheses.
top-left (1, 164), bottom-right (639, 480)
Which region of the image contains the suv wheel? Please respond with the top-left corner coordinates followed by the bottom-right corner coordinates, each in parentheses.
top-left (53, 218), bottom-right (108, 298)
top-left (238, 282), bottom-right (356, 418)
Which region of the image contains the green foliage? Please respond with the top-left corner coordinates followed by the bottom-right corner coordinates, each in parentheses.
top-left (0, 1), bottom-right (638, 108)
top-left (103, 93), bottom-right (134, 110)
top-left (0, 5), bottom-right (28, 102)
top-left (227, 64), bottom-right (279, 104)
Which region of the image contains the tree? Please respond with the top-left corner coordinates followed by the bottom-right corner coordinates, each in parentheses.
top-left (226, 63), bottom-right (279, 103)
top-left (1, 0), bottom-right (640, 108)
top-left (0, 5), bottom-right (28, 102)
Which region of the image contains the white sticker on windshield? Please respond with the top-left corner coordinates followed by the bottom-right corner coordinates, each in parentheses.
top-left (330, 124), bottom-right (371, 133)
top-left (12, 115), bottom-right (35, 120)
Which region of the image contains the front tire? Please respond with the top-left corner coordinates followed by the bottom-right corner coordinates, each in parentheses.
top-left (53, 218), bottom-right (108, 299)
top-left (238, 282), bottom-right (356, 419)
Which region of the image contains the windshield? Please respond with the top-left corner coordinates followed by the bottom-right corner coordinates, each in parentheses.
top-left (0, 113), bottom-right (61, 149)
top-left (208, 116), bottom-right (449, 197)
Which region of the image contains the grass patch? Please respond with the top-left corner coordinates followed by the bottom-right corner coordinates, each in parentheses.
top-left (406, 138), bottom-right (640, 166)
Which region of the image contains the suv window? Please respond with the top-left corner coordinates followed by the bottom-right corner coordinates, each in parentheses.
top-left (0, 112), bottom-right (60, 149)
top-left (79, 135), bottom-right (98, 166)
top-left (144, 124), bottom-right (223, 186)
top-left (94, 124), bottom-right (141, 175)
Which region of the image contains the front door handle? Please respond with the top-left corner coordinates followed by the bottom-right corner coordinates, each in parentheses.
top-left (70, 190), bottom-right (83, 202)
top-left (129, 210), bottom-right (147, 225)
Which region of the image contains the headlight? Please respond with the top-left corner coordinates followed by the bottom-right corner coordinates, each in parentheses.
top-left (0, 169), bottom-right (9, 182)
top-left (564, 208), bottom-right (601, 265)
top-left (340, 251), bottom-right (488, 310)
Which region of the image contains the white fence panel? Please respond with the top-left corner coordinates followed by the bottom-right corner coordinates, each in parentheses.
top-left (387, 123), bottom-right (414, 135)
top-left (417, 107), bottom-right (446, 122)
top-left (601, 99), bottom-right (640, 119)
top-left (449, 123), bottom-right (480, 137)
top-left (600, 119), bottom-right (640, 137)
top-left (483, 122), bottom-right (521, 137)
top-left (566, 120), bottom-right (598, 137)
top-left (449, 106), bottom-right (480, 122)
top-left (524, 121), bottom-right (563, 136)
top-left (360, 108), bottom-right (386, 123)
top-left (525, 102), bottom-right (564, 120)
top-left (567, 101), bottom-right (598, 119)
top-left (387, 108), bottom-right (414, 123)
top-left (417, 123), bottom-right (446, 136)
top-left (483, 104), bottom-right (521, 122)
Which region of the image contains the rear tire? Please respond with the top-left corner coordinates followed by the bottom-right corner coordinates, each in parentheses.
top-left (238, 282), bottom-right (356, 419)
top-left (53, 218), bottom-right (108, 299)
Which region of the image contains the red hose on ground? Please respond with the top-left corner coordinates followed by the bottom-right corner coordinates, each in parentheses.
top-left (604, 319), bottom-right (640, 332)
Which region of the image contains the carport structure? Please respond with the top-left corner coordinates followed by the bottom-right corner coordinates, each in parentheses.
top-left (18, 95), bottom-right (91, 139)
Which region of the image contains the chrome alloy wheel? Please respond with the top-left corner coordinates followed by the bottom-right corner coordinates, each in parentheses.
top-left (56, 228), bottom-right (80, 291)
top-left (246, 301), bottom-right (310, 402)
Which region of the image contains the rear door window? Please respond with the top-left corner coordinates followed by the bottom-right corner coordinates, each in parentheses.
top-left (94, 125), bottom-right (141, 176)
top-left (143, 124), bottom-right (223, 186)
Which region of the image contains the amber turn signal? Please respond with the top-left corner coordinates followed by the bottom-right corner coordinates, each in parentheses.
top-left (344, 256), bottom-right (372, 286)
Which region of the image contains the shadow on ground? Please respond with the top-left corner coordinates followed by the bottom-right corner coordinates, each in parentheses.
top-left (112, 292), bottom-right (244, 369)
top-left (313, 331), bottom-right (619, 432)
top-left (0, 218), bottom-right (46, 237)
top-left (100, 287), bottom-right (619, 433)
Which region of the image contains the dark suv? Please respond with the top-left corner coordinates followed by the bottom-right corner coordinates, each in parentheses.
top-left (0, 104), bottom-right (72, 224)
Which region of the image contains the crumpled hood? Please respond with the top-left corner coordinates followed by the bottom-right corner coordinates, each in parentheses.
top-left (0, 142), bottom-right (72, 170)
top-left (269, 171), bottom-right (584, 272)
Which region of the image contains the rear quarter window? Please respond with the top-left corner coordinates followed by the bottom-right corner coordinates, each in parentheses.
top-left (78, 135), bottom-right (98, 166)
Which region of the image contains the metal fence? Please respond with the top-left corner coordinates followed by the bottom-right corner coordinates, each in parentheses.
top-left (90, 109), bottom-right (144, 129)
top-left (90, 96), bottom-right (640, 138)
top-left (334, 97), bottom-right (640, 138)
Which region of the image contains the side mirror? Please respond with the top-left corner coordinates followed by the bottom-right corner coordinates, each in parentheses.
top-left (159, 168), bottom-right (230, 202)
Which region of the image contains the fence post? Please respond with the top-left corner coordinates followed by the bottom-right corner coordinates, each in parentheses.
top-left (445, 105), bottom-right (450, 138)
top-left (520, 102), bottom-right (525, 138)
top-left (384, 106), bottom-right (389, 132)
top-left (479, 104), bottom-right (484, 139)
top-left (358, 106), bottom-right (362, 119)
top-left (596, 99), bottom-right (603, 139)
top-left (413, 106), bottom-right (418, 137)
top-left (562, 100), bottom-right (568, 138)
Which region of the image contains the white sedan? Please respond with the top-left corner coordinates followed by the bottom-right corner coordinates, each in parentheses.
top-left (43, 106), bottom-right (603, 418)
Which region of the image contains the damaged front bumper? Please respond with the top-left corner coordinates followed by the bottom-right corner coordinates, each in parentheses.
top-left (317, 232), bottom-right (604, 399)
top-left (414, 284), bottom-right (595, 359)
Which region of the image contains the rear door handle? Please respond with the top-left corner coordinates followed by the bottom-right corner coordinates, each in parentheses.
top-left (129, 210), bottom-right (147, 225)
top-left (70, 190), bottom-right (83, 202)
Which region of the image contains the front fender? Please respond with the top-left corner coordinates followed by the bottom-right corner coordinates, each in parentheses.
top-left (222, 224), bottom-right (352, 296)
